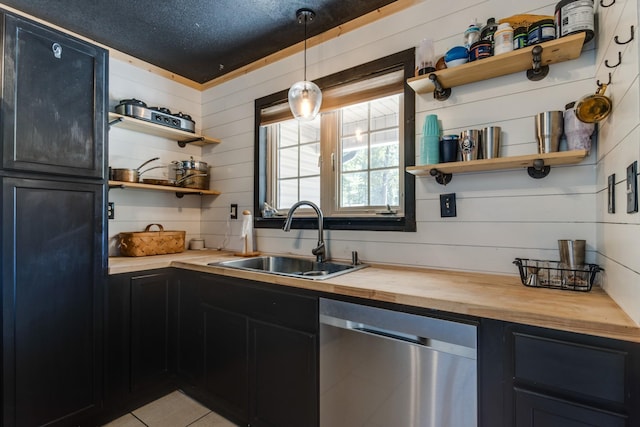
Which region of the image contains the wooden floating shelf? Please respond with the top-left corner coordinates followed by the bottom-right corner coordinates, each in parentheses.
top-left (108, 180), bottom-right (221, 196)
top-left (406, 150), bottom-right (589, 176)
top-left (108, 112), bottom-right (221, 146)
top-left (407, 32), bottom-right (586, 94)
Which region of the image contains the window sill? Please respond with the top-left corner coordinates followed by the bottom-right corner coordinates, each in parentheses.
top-left (254, 216), bottom-right (416, 232)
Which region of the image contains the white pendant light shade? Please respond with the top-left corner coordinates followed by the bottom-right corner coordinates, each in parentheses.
top-left (288, 80), bottom-right (322, 120)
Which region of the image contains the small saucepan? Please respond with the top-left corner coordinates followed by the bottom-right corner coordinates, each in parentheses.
top-left (574, 84), bottom-right (612, 124)
top-left (110, 157), bottom-right (162, 182)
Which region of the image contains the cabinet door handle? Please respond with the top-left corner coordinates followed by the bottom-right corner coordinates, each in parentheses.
top-left (52, 43), bottom-right (62, 59)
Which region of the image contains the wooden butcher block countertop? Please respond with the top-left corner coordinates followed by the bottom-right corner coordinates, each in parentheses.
top-left (109, 250), bottom-right (640, 344)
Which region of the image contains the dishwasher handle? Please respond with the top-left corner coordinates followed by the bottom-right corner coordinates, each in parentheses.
top-left (354, 325), bottom-right (429, 347)
top-left (320, 314), bottom-right (476, 360)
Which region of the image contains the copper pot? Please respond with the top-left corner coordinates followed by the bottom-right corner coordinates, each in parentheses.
top-left (575, 84), bottom-right (612, 123)
top-left (110, 157), bottom-right (162, 182)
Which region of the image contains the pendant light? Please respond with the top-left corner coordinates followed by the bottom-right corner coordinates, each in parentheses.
top-left (288, 8), bottom-right (322, 121)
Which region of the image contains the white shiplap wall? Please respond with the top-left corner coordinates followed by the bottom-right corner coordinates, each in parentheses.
top-left (107, 59), bottom-right (207, 255)
top-left (595, 0), bottom-right (640, 324)
top-left (199, 0), bottom-right (640, 324)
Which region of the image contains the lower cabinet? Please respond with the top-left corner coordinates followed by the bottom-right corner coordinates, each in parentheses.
top-left (202, 304), bottom-right (249, 422)
top-left (514, 388), bottom-right (627, 427)
top-left (104, 268), bottom-right (640, 427)
top-left (250, 320), bottom-right (317, 427)
top-left (503, 323), bottom-right (640, 427)
top-left (177, 270), bottom-right (319, 427)
top-left (105, 269), bottom-right (177, 418)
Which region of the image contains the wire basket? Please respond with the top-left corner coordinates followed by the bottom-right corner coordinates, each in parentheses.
top-left (513, 258), bottom-right (603, 292)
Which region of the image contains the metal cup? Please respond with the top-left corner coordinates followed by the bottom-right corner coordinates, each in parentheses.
top-left (535, 111), bottom-right (564, 153)
top-left (481, 126), bottom-right (501, 159)
top-left (459, 129), bottom-right (480, 161)
top-left (558, 239), bottom-right (586, 269)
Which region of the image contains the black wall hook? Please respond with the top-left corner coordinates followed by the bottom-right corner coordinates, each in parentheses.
top-left (614, 25), bottom-right (634, 44)
top-left (600, 0), bottom-right (615, 7)
top-left (597, 72), bottom-right (612, 87)
top-left (605, 51), bottom-right (622, 68)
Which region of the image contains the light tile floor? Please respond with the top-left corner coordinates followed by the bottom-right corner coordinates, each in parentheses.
top-left (102, 390), bottom-right (237, 427)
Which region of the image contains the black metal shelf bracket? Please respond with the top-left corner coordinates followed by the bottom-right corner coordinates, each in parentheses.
top-left (428, 73), bottom-right (452, 101)
top-left (527, 159), bottom-right (551, 179)
top-left (108, 117), bottom-right (124, 127)
top-left (527, 45), bottom-right (549, 81)
top-left (430, 168), bottom-right (452, 185)
top-left (177, 137), bottom-right (205, 148)
top-left (175, 191), bottom-right (204, 198)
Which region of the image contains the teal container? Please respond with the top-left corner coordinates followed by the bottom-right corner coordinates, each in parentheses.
top-left (420, 114), bottom-right (440, 164)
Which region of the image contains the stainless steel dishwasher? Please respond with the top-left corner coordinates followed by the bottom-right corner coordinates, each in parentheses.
top-left (319, 298), bottom-right (477, 427)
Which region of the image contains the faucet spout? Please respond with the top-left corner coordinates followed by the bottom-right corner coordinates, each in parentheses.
top-left (282, 200), bottom-right (326, 263)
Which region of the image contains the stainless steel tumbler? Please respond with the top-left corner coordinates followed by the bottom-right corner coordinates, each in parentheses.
top-left (459, 129), bottom-right (480, 161)
top-left (481, 126), bottom-right (501, 159)
top-left (558, 239), bottom-right (586, 269)
top-left (535, 111), bottom-right (564, 153)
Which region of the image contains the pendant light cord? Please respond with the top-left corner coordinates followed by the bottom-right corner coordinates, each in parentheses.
top-left (303, 13), bottom-right (308, 81)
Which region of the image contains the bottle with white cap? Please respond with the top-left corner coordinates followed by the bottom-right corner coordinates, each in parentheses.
top-left (493, 22), bottom-right (514, 55)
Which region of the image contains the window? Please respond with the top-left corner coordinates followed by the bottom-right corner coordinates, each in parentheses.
top-left (254, 49), bottom-right (415, 232)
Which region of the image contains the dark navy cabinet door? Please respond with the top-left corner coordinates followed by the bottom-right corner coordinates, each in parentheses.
top-left (1, 13), bottom-right (107, 178)
top-left (1, 176), bottom-right (106, 427)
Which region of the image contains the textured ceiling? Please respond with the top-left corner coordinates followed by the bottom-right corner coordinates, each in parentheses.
top-left (1, 0), bottom-right (398, 84)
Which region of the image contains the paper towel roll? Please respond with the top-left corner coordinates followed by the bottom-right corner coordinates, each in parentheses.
top-left (240, 210), bottom-right (254, 254)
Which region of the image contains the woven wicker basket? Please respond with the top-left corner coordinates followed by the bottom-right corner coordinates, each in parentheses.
top-left (118, 224), bottom-right (186, 257)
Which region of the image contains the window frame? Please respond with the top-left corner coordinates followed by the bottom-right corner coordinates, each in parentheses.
top-left (254, 48), bottom-right (416, 232)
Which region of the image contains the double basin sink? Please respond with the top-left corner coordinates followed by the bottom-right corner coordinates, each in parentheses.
top-left (209, 255), bottom-right (367, 280)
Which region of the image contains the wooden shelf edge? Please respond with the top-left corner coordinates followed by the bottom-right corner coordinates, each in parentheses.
top-left (108, 112), bottom-right (221, 145)
top-left (108, 180), bottom-right (221, 195)
top-left (406, 150), bottom-right (589, 176)
top-left (407, 33), bottom-right (586, 94)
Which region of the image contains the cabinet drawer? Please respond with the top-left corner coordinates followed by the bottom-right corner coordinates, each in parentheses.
top-left (198, 274), bottom-right (318, 333)
top-left (515, 388), bottom-right (627, 427)
top-left (514, 333), bottom-right (627, 404)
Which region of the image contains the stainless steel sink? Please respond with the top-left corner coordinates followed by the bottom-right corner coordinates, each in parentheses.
top-left (209, 256), bottom-right (367, 280)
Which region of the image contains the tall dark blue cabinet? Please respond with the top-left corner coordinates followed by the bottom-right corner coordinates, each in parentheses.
top-left (0, 11), bottom-right (108, 427)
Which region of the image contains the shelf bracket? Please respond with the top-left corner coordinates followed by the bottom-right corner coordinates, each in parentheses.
top-left (526, 45), bottom-right (549, 81)
top-left (430, 168), bottom-right (452, 185)
top-left (108, 117), bottom-right (124, 127)
top-left (527, 159), bottom-right (551, 179)
top-left (175, 191), bottom-right (206, 198)
top-left (429, 73), bottom-right (452, 101)
top-left (177, 137), bottom-right (205, 148)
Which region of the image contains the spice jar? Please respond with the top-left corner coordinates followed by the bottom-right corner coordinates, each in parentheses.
top-left (494, 23), bottom-right (514, 55)
top-left (513, 26), bottom-right (528, 50)
top-left (555, 0), bottom-right (595, 43)
top-left (528, 18), bottom-right (556, 45)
